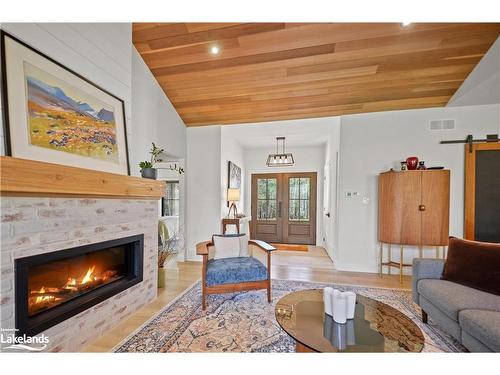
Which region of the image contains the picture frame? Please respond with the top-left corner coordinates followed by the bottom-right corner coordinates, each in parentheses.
top-left (228, 161), bottom-right (241, 189)
top-left (227, 161), bottom-right (241, 207)
top-left (1, 31), bottom-right (130, 175)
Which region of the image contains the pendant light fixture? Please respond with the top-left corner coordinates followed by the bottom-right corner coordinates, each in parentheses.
top-left (266, 137), bottom-right (294, 167)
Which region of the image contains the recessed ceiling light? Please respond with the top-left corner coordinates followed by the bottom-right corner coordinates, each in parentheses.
top-left (210, 45), bottom-right (220, 55)
top-left (401, 21), bottom-right (412, 27)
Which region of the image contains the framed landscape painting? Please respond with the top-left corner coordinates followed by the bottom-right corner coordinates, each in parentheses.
top-left (228, 161), bottom-right (241, 189)
top-left (227, 161), bottom-right (241, 207)
top-left (1, 31), bottom-right (130, 175)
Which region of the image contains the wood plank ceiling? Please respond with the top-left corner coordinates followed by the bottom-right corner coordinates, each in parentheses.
top-left (132, 23), bottom-right (500, 126)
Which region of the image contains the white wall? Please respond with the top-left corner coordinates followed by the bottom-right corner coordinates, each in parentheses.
top-left (243, 145), bottom-right (327, 245)
top-left (130, 49), bottom-right (187, 176)
top-left (132, 49), bottom-right (186, 168)
top-left (337, 104), bottom-right (500, 273)
top-left (448, 37), bottom-right (500, 108)
top-left (186, 126), bottom-right (222, 260)
top-left (220, 129), bottom-right (245, 218)
top-left (0, 23), bottom-right (132, 157)
top-left (131, 47), bottom-right (188, 259)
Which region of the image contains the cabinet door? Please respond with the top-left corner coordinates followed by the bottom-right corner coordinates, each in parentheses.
top-left (421, 170), bottom-right (450, 246)
top-left (400, 172), bottom-right (422, 245)
top-left (379, 172), bottom-right (403, 243)
top-left (379, 172), bottom-right (421, 244)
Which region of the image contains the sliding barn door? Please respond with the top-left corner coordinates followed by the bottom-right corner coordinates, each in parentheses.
top-left (465, 143), bottom-right (500, 242)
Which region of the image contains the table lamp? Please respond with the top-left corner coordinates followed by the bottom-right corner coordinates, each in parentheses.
top-left (227, 188), bottom-right (240, 218)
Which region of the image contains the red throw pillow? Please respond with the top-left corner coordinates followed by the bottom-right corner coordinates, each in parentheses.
top-left (443, 237), bottom-right (500, 296)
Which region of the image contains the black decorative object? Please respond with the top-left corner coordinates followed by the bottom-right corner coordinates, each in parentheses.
top-left (440, 134), bottom-right (499, 153)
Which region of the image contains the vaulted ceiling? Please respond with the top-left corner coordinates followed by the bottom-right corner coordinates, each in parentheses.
top-left (132, 23), bottom-right (500, 126)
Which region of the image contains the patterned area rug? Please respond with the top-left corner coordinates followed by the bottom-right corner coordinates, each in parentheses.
top-left (114, 279), bottom-right (466, 353)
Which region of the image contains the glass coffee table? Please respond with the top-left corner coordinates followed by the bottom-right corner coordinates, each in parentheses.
top-left (275, 289), bottom-right (424, 352)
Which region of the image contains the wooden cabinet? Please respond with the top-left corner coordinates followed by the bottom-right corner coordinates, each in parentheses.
top-left (378, 170), bottom-right (450, 247)
top-left (378, 170), bottom-right (450, 282)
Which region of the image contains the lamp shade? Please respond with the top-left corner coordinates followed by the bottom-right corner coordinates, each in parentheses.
top-left (227, 188), bottom-right (240, 201)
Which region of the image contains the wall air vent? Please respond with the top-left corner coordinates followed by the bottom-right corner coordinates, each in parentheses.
top-left (430, 119), bottom-right (455, 131)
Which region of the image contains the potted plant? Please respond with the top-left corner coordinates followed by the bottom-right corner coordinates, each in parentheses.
top-left (157, 246), bottom-right (169, 288)
top-left (139, 142), bottom-right (164, 179)
top-left (139, 160), bottom-right (155, 179)
top-left (157, 220), bottom-right (180, 288)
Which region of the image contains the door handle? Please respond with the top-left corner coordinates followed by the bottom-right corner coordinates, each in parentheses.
top-left (278, 201), bottom-right (282, 218)
top-left (325, 212), bottom-right (331, 218)
top-left (419, 204), bottom-right (426, 211)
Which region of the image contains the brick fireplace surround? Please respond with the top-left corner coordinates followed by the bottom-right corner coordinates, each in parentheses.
top-left (0, 157), bottom-right (165, 352)
top-left (1, 197), bottom-right (158, 352)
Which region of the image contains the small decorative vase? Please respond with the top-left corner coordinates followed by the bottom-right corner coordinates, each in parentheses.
top-left (157, 267), bottom-right (166, 288)
top-left (141, 167), bottom-right (157, 179)
top-left (400, 161), bottom-right (407, 171)
top-left (417, 161), bottom-right (427, 170)
top-left (332, 290), bottom-right (347, 324)
top-left (323, 287), bottom-right (334, 316)
top-left (406, 156), bottom-right (419, 170)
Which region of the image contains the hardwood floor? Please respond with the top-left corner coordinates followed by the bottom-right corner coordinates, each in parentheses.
top-left (272, 246), bottom-right (412, 288)
top-left (83, 246), bottom-right (411, 352)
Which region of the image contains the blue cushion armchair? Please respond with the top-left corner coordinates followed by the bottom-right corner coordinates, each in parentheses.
top-left (196, 234), bottom-right (276, 310)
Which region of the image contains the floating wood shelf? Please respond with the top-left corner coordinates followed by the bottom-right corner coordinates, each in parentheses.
top-left (0, 156), bottom-right (165, 199)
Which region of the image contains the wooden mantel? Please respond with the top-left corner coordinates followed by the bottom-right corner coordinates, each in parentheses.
top-left (0, 156), bottom-right (165, 199)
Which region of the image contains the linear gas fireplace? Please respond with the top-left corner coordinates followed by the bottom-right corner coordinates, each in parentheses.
top-left (15, 234), bottom-right (144, 336)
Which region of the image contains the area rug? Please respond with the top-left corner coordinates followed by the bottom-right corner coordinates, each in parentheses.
top-left (114, 279), bottom-right (466, 353)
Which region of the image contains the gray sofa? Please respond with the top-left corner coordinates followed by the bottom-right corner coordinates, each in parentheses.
top-left (413, 258), bottom-right (500, 352)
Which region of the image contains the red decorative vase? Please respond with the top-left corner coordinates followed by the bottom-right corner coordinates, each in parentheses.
top-left (406, 156), bottom-right (419, 170)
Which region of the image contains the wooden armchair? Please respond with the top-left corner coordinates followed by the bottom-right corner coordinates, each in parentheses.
top-left (196, 234), bottom-right (276, 310)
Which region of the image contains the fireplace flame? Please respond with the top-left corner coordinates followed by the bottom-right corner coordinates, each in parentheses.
top-left (29, 263), bottom-right (121, 315)
top-left (81, 265), bottom-right (96, 284)
top-left (34, 286), bottom-right (56, 305)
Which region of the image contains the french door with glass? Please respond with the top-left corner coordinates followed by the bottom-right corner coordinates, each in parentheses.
top-left (251, 172), bottom-right (316, 244)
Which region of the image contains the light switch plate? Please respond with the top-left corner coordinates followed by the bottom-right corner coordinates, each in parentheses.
top-left (345, 191), bottom-right (359, 197)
